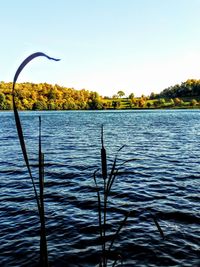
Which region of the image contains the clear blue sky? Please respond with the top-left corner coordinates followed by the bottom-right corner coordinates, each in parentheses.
top-left (1, 0), bottom-right (200, 96)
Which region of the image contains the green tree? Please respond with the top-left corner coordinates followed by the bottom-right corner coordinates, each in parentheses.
top-left (117, 90), bottom-right (125, 98)
top-left (150, 92), bottom-right (156, 99)
top-left (88, 92), bottom-right (103, 109)
top-left (146, 102), bottom-right (152, 108)
top-left (128, 93), bottom-right (135, 99)
top-left (32, 100), bottom-right (47, 110)
top-left (88, 99), bottom-right (103, 109)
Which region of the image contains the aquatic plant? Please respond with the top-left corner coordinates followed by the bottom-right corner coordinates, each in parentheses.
top-left (11, 52), bottom-right (164, 267)
top-left (94, 125), bottom-right (165, 266)
top-left (12, 52), bottom-right (60, 267)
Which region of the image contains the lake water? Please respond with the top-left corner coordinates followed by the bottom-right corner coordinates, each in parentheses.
top-left (0, 110), bottom-right (200, 267)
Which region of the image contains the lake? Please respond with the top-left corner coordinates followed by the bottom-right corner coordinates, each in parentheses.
top-left (0, 110), bottom-right (200, 266)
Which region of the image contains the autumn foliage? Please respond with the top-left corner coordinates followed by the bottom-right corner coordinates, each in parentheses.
top-left (0, 82), bottom-right (104, 110)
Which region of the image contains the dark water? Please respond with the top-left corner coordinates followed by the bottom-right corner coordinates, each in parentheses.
top-left (0, 110), bottom-right (200, 267)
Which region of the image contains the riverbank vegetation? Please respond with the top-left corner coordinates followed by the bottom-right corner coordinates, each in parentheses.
top-left (1, 79), bottom-right (200, 110)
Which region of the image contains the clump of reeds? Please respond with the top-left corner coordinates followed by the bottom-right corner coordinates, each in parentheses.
top-left (12, 52), bottom-right (164, 267)
top-left (12, 52), bottom-right (60, 267)
top-left (93, 125), bottom-right (165, 266)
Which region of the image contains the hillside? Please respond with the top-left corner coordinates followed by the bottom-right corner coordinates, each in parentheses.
top-left (158, 79), bottom-right (200, 99)
top-left (1, 80), bottom-right (200, 110)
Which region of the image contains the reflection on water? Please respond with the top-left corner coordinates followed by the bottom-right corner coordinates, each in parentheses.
top-left (0, 110), bottom-right (200, 266)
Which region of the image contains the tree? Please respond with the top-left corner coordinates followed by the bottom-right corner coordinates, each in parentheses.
top-left (158, 79), bottom-right (200, 98)
top-left (32, 100), bottom-right (47, 110)
top-left (146, 102), bottom-right (152, 108)
top-left (150, 92), bottom-right (156, 99)
top-left (138, 98), bottom-right (146, 108)
top-left (128, 93), bottom-right (135, 99)
top-left (88, 92), bottom-right (103, 109)
top-left (117, 90), bottom-right (125, 98)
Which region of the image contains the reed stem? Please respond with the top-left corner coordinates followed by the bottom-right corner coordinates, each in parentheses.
top-left (39, 117), bottom-right (48, 266)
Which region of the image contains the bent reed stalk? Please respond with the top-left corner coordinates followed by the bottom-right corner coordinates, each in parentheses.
top-left (12, 52), bottom-right (60, 267)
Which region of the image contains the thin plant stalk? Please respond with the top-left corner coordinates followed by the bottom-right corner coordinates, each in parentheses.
top-left (13, 98), bottom-right (41, 214)
top-left (148, 211), bottom-right (165, 240)
top-left (39, 117), bottom-right (48, 266)
top-left (101, 125), bottom-right (107, 266)
top-left (93, 170), bottom-right (103, 251)
top-left (108, 212), bottom-right (130, 252)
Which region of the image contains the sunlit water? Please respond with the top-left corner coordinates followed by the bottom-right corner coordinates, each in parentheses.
top-left (0, 110), bottom-right (200, 267)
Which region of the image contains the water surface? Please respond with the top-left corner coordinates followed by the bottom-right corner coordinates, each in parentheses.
top-left (0, 110), bottom-right (200, 266)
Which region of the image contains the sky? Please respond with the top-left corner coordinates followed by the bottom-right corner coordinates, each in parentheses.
top-left (1, 0), bottom-right (200, 97)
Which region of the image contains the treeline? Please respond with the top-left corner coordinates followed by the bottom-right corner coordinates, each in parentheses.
top-left (1, 79), bottom-right (200, 111)
top-left (158, 79), bottom-right (200, 98)
top-left (0, 82), bottom-right (105, 110)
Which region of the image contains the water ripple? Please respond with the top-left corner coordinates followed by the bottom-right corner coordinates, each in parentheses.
top-left (0, 110), bottom-right (200, 266)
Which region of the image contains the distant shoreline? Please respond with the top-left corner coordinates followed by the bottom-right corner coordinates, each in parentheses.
top-left (1, 80), bottom-right (200, 110)
top-left (1, 107), bottom-right (200, 112)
